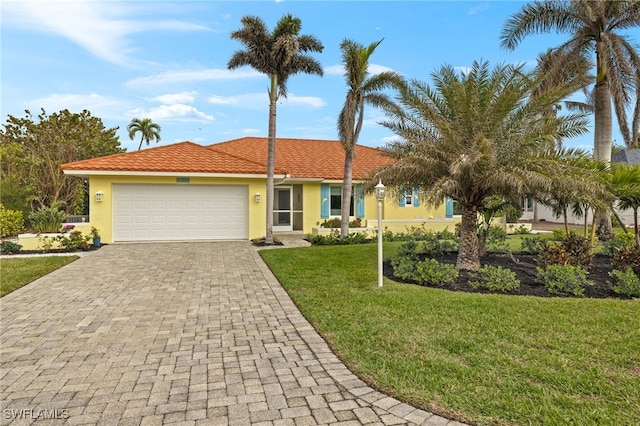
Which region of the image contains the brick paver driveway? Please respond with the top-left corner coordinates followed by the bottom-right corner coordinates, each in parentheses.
top-left (1, 242), bottom-right (464, 425)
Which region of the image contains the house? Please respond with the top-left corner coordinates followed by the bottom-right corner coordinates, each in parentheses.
top-left (521, 149), bottom-right (640, 227)
top-left (612, 148), bottom-right (640, 165)
top-left (59, 137), bottom-right (451, 244)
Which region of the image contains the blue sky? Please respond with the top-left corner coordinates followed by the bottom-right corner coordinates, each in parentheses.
top-left (0, 0), bottom-right (631, 153)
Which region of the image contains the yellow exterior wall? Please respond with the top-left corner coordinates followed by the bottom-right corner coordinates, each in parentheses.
top-left (86, 176), bottom-right (450, 243)
top-left (89, 175), bottom-right (266, 243)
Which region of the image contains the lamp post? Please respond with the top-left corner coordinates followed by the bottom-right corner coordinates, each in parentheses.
top-left (375, 180), bottom-right (386, 288)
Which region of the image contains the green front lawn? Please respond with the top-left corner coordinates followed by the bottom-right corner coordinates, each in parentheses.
top-left (260, 243), bottom-right (640, 426)
top-left (1, 256), bottom-right (78, 296)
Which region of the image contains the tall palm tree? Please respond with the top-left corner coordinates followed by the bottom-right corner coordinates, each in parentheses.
top-left (501, 0), bottom-right (640, 157)
top-left (228, 14), bottom-right (323, 244)
top-left (375, 60), bottom-right (590, 271)
top-left (337, 38), bottom-right (403, 238)
top-left (127, 118), bottom-right (161, 151)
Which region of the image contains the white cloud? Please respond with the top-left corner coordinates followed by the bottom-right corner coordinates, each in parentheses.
top-left (325, 65), bottom-right (345, 76)
top-left (151, 91), bottom-right (198, 104)
top-left (468, 3), bottom-right (490, 15)
top-left (127, 104), bottom-right (214, 122)
top-left (208, 93), bottom-right (325, 108)
top-left (282, 95), bottom-right (326, 108)
top-left (2, 1), bottom-right (209, 67)
top-left (127, 69), bottom-right (262, 86)
top-left (241, 128), bottom-right (261, 134)
top-left (208, 93), bottom-right (267, 107)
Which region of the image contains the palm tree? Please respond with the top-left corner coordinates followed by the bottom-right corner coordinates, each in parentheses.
top-left (612, 163), bottom-right (640, 247)
top-left (228, 14), bottom-right (323, 244)
top-left (501, 0), bottom-right (640, 236)
top-left (337, 38), bottom-right (403, 238)
top-left (374, 60), bottom-right (590, 271)
top-left (127, 118), bottom-right (161, 151)
top-left (501, 0), bottom-right (640, 155)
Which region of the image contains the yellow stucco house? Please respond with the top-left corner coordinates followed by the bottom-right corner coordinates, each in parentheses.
top-left (59, 137), bottom-right (454, 244)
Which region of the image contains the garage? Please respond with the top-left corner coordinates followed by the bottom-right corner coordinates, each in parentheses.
top-left (113, 184), bottom-right (248, 242)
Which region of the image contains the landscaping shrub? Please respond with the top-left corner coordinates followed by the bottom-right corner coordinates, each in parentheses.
top-left (536, 234), bottom-right (593, 269)
top-left (55, 230), bottom-right (90, 251)
top-left (391, 240), bottom-right (421, 281)
top-left (536, 264), bottom-right (593, 296)
top-left (520, 236), bottom-right (543, 254)
top-left (537, 241), bottom-right (571, 268)
top-left (29, 205), bottom-right (66, 233)
top-left (382, 225), bottom-right (443, 242)
top-left (320, 218), bottom-right (362, 228)
top-left (0, 204), bottom-right (24, 237)
top-left (552, 229), bottom-right (566, 241)
top-left (469, 265), bottom-right (521, 292)
top-left (309, 230), bottom-right (368, 245)
top-left (611, 245), bottom-right (640, 276)
top-left (421, 231), bottom-right (459, 257)
top-left (608, 269), bottom-right (640, 297)
top-left (485, 226), bottom-right (509, 252)
top-left (504, 204), bottom-right (523, 223)
top-left (602, 231), bottom-right (635, 256)
top-left (512, 224), bottom-right (531, 234)
top-left (415, 258), bottom-right (459, 286)
top-left (562, 233), bottom-right (593, 269)
top-left (0, 240), bottom-right (22, 254)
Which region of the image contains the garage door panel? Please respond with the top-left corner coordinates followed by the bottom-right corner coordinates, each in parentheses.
top-left (113, 184), bottom-right (248, 241)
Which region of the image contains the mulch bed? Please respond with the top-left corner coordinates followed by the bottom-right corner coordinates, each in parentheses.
top-left (385, 252), bottom-right (625, 299)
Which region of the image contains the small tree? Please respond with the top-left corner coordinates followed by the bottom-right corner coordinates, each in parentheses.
top-left (375, 60), bottom-right (589, 271)
top-left (612, 163), bottom-right (640, 247)
top-left (127, 118), bottom-right (161, 151)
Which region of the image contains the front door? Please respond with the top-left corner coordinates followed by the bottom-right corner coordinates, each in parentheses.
top-left (273, 186), bottom-right (292, 232)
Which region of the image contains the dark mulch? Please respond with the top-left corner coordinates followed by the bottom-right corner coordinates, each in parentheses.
top-left (385, 252), bottom-right (623, 299)
top-left (251, 238), bottom-right (285, 247)
top-left (1, 245), bottom-right (103, 256)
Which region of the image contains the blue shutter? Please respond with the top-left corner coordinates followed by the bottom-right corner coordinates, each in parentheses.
top-left (413, 188), bottom-right (420, 207)
top-left (398, 186), bottom-right (406, 207)
top-left (355, 185), bottom-right (364, 218)
top-left (446, 197), bottom-right (454, 218)
top-left (321, 183), bottom-right (330, 219)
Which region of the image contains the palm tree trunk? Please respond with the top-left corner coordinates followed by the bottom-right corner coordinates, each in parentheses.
top-left (265, 76), bottom-right (278, 245)
top-left (594, 42), bottom-right (614, 238)
top-left (634, 208), bottom-right (639, 248)
top-left (563, 206), bottom-right (569, 235)
top-left (457, 205), bottom-right (480, 271)
top-left (138, 136), bottom-right (144, 151)
top-left (340, 150), bottom-right (353, 238)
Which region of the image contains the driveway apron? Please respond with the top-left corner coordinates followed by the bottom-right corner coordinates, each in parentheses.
top-left (1, 242), bottom-right (465, 426)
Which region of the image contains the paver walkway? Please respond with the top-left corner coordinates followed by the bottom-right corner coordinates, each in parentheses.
top-left (1, 242), bottom-right (466, 425)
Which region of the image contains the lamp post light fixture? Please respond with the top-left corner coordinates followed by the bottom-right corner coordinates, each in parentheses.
top-left (375, 180), bottom-right (386, 288)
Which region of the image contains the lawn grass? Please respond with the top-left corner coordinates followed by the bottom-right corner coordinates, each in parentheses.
top-left (1, 256), bottom-right (78, 297)
top-left (260, 243), bottom-right (640, 426)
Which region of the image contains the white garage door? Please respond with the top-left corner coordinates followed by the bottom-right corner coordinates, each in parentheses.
top-left (113, 184), bottom-right (248, 241)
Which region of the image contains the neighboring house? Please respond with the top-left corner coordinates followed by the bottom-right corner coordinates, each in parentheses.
top-left (521, 149), bottom-right (640, 226)
top-left (612, 148), bottom-right (640, 166)
top-left (61, 137), bottom-right (450, 244)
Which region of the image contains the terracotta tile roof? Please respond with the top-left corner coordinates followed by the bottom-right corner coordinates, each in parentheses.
top-left (61, 137), bottom-right (392, 180)
top-left (208, 137), bottom-right (393, 180)
top-left (61, 141), bottom-right (274, 174)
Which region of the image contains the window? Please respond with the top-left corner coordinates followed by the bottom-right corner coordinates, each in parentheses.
top-left (330, 186), bottom-right (354, 216)
top-left (403, 188), bottom-right (413, 206)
